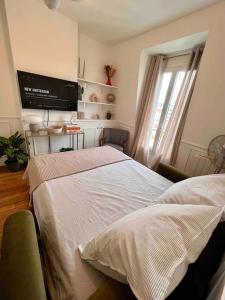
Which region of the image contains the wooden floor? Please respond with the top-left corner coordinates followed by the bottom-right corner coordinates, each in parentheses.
top-left (0, 166), bottom-right (29, 240)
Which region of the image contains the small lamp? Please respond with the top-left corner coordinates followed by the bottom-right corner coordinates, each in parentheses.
top-left (23, 115), bottom-right (42, 133)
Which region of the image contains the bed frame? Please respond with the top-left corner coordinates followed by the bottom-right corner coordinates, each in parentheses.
top-left (0, 163), bottom-right (189, 300)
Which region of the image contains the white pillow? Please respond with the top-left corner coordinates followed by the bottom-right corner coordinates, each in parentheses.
top-left (158, 174), bottom-right (225, 219)
top-left (79, 204), bottom-right (223, 300)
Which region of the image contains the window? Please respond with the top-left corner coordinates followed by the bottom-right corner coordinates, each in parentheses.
top-left (149, 54), bottom-right (191, 152)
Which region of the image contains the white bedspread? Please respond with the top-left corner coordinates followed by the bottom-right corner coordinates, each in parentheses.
top-left (33, 159), bottom-right (172, 300)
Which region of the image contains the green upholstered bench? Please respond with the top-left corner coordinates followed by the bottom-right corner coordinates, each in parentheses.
top-left (156, 162), bottom-right (190, 183)
top-left (0, 210), bottom-right (47, 300)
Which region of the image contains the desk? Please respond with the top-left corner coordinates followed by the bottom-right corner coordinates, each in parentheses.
top-left (25, 130), bottom-right (85, 157)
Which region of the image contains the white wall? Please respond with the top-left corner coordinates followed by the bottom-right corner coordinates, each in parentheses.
top-left (5, 0), bottom-right (79, 124)
top-left (79, 32), bottom-right (115, 84)
top-left (0, 1), bottom-right (20, 117)
top-left (0, 0), bottom-right (22, 140)
top-left (111, 2), bottom-right (225, 170)
top-left (5, 0), bottom-right (78, 82)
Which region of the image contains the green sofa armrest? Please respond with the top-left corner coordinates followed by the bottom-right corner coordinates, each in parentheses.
top-left (0, 210), bottom-right (47, 300)
top-left (156, 162), bottom-right (190, 183)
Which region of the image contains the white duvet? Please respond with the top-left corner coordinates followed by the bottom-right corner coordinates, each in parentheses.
top-left (33, 159), bottom-right (172, 300)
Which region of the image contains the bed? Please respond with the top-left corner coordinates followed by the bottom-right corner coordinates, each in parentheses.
top-left (26, 146), bottom-right (173, 300)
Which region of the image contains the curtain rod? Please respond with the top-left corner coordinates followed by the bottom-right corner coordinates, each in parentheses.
top-left (162, 43), bottom-right (205, 60)
top-left (164, 52), bottom-right (191, 60)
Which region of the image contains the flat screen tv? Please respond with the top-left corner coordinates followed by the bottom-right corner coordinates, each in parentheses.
top-left (17, 71), bottom-right (78, 111)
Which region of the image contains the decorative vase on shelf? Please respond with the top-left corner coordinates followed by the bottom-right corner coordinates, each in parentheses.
top-left (23, 115), bottom-right (42, 132)
top-left (104, 65), bottom-right (116, 86)
top-left (106, 78), bottom-right (112, 86)
top-left (78, 84), bottom-right (84, 100)
top-left (106, 111), bottom-right (112, 120)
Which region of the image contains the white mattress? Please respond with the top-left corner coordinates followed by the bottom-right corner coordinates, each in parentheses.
top-left (33, 159), bottom-right (172, 300)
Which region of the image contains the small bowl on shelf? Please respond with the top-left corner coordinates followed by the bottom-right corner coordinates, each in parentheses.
top-left (47, 126), bottom-right (63, 134)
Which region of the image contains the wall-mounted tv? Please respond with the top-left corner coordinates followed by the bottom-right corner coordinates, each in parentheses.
top-left (17, 71), bottom-right (78, 111)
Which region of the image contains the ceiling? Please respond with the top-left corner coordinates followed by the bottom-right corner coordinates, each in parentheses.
top-left (46, 0), bottom-right (221, 44)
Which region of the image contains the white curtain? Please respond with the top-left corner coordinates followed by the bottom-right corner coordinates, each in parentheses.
top-left (170, 47), bottom-right (203, 165)
top-left (131, 55), bottom-right (166, 165)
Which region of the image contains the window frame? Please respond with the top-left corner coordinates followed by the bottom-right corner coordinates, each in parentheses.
top-left (150, 56), bottom-right (190, 153)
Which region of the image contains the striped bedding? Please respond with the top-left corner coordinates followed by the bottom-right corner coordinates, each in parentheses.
top-left (25, 146), bottom-right (131, 193)
top-left (32, 158), bottom-right (172, 300)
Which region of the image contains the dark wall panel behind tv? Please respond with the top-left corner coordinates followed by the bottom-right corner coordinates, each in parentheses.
top-left (17, 71), bottom-right (78, 111)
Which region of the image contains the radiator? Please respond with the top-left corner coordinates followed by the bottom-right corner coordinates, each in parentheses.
top-left (184, 148), bottom-right (215, 176)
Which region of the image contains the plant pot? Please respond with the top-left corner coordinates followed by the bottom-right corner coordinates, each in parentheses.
top-left (6, 162), bottom-right (21, 172)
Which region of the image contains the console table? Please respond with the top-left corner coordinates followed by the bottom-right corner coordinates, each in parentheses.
top-left (25, 130), bottom-right (85, 157)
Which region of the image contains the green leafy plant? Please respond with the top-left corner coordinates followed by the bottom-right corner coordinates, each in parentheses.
top-left (0, 131), bottom-right (28, 165)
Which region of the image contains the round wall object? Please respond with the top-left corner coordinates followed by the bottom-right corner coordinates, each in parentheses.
top-left (106, 93), bottom-right (116, 103)
top-left (89, 93), bottom-right (98, 102)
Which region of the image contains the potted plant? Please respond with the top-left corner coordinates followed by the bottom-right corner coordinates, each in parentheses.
top-left (0, 131), bottom-right (28, 172)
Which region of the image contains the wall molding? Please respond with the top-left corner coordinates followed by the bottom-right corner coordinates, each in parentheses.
top-left (0, 115), bottom-right (21, 119)
top-left (177, 139), bottom-right (213, 176)
top-left (0, 116), bottom-right (22, 138)
top-left (118, 121), bottom-right (135, 129)
top-left (0, 121), bottom-right (11, 136)
top-left (181, 139), bottom-right (207, 151)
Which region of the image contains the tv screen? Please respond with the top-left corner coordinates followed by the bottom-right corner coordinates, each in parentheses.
top-left (17, 71), bottom-right (78, 111)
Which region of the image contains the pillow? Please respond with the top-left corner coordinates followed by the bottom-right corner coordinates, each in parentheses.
top-left (79, 204), bottom-right (223, 300)
top-left (158, 174), bottom-right (225, 219)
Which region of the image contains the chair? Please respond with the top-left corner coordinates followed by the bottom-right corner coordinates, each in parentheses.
top-left (99, 128), bottom-right (129, 154)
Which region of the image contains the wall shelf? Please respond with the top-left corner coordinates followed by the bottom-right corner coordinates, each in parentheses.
top-left (77, 78), bottom-right (117, 120)
top-left (78, 100), bottom-right (115, 106)
top-left (77, 119), bottom-right (115, 122)
top-left (77, 78), bottom-right (118, 89)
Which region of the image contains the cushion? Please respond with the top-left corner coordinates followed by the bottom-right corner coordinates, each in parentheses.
top-left (158, 174), bottom-right (225, 219)
top-left (79, 204), bottom-right (223, 300)
top-left (105, 143), bottom-right (124, 152)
